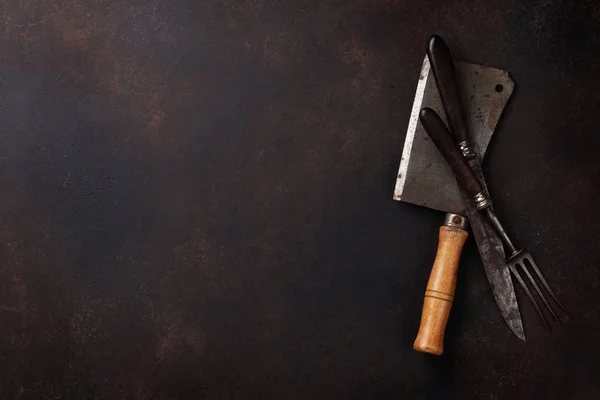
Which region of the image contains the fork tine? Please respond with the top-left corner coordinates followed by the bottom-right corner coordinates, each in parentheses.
top-left (509, 263), bottom-right (550, 331)
top-left (519, 260), bottom-right (561, 323)
top-left (524, 254), bottom-right (569, 315)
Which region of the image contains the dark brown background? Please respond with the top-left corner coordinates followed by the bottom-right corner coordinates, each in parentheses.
top-left (0, 0), bottom-right (599, 398)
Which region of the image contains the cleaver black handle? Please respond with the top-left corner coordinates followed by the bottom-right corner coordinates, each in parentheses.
top-left (427, 35), bottom-right (470, 146)
top-left (420, 108), bottom-right (490, 209)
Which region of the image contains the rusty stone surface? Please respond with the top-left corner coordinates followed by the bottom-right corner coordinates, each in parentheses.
top-left (0, 0), bottom-right (599, 398)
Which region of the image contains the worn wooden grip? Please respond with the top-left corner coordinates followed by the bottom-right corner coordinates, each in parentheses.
top-left (413, 226), bottom-right (468, 355)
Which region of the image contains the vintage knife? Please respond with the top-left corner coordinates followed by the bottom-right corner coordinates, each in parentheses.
top-left (394, 56), bottom-right (516, 354)
top-left (426, 35), bottom-right (525, 341)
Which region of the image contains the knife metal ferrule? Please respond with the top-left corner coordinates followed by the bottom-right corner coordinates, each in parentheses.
top-left (443, 213), bottom-right (468, 230)
top-left (458, 140), bottom-right (477, 159)
top-left (473, 191), bottom-right (492, 210)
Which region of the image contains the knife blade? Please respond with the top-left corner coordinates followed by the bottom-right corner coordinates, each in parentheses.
top-left (462, 179), bottom-right (525, 340)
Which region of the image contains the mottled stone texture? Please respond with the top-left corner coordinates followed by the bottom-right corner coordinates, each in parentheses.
top-left (0, 0), bottom-right (599, 398)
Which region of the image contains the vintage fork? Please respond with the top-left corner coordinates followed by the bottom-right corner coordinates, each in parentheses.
top-left (420, 107), bottom-right (569, 330)
top-left (424, 35), bottom-right (568, 330)
top-left (484, 208), bottom-right (569, 329)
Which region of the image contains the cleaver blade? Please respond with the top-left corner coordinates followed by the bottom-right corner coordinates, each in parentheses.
top-left (394, 57), bottom-right (514, 213)
top-left (396, 56), bottom-right (514, 355)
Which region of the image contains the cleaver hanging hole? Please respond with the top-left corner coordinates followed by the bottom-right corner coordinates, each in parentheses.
top-left (495, 84), bottom-right (504, 93)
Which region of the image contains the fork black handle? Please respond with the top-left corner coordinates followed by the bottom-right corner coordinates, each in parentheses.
top-left (420, 108), bottom-right (486, 203)
top-left (427, 35), bottom-right (470, 145)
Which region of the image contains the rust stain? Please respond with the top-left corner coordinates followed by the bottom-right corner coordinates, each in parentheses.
top-left (487, 102), bottom-right (503, 128)
top-left (487, 101), bottom-right (501, 129)
top-left (11, 0), bottom-right (167, 138)
top-left (338, 37), bottom-right (368, 65)
top-left (53, 23), bottom-right (91, 51)
top-left (154, 316), bottom-right (207, 361)
top-left (336, 35), bottom-right (383, 103)
top-left (262, 30), bottom-right (306, 67)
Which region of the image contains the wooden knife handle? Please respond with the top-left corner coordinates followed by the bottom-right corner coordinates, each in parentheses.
top-left (414, 224), bottom-right (468, 355)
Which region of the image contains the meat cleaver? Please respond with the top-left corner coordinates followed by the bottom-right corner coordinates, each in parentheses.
top-left (394, 56), bottom-right (514, 355)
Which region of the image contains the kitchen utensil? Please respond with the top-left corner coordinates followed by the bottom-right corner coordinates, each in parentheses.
top-left (394, 56), bottom-right (516, 354)
top-left (420, 107), bottom-right (568, 329)
top-left (425, 35), bottom-right (526, 340)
